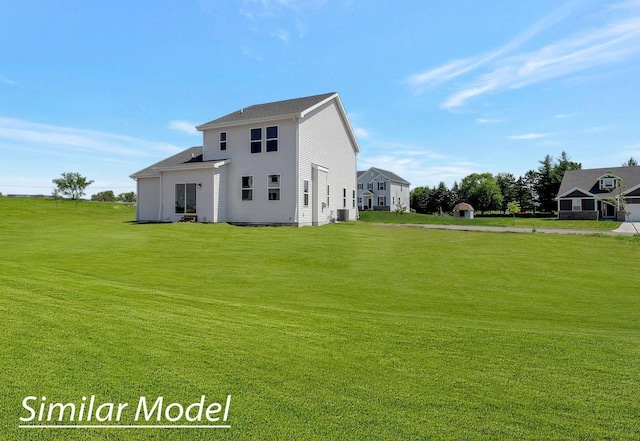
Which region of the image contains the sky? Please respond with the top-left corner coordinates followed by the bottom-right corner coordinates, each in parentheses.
top-left (1, 0), bottom-right (640, 196)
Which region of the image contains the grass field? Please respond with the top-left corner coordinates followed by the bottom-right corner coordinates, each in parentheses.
top-left (359, 210), bottom-right (622, 230)
top-left (1, 198), bottom-right (639, 440)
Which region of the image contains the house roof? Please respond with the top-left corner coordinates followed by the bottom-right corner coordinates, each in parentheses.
top-left (196, 92), bottom-right (337, 128)
top-left (358, 167), bottom-right (410, 185)
top-left (130, 146), bottom-right (227, 178)
top-left (557, 166), bottom-right (640, 197)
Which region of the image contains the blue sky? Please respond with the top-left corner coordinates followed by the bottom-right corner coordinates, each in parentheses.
top-left (2, 0), bottom-right (640, 196)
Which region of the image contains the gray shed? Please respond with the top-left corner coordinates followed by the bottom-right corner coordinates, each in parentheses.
top-left (453, 202), bottom-right (475, 219)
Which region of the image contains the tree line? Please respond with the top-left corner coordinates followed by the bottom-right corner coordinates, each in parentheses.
top-left (411, 152), bottom-right (587, 215)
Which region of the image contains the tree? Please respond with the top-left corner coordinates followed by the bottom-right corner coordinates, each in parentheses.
top-left (460, 173), bottom-right (503, 214)
top-left (91, 190), bottom-right (116, 202)
top-left (506, 201), bottom-right (521, 225)
top-left (622, 157), bottom-right (638, 166)
top-left (118, 191), bottom-right (136, 203)
top-left (52, 172), bottom-right (94, 209)
top-left (496, 173), bottom-right (518, 213)
top-left (535, 152), bottom-right (581, 212)
top-left (410, 187), bottom-right (431, 213)
top-left (598, 173), bottom-right (639, 234)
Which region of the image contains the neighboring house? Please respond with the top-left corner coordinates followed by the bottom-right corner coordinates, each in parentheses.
top-left (357, 167), bottom-right (410, 212)
top-left (556, 166), bottom-right (640, 221)
top-left (130, 92), bottom-right (360, 226)
top-left (453, 202), bottom-right (475, 219)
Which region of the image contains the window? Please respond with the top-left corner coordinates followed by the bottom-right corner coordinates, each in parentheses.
top-left (559, 200), bottom-right (571, 211)
top-left (378, 181), bottom-right (386, 191)
top-left (303, 180), bottom-right (309, 206)
top-left (600, 178), bottom-right (616, 190)
top-left (378, 196), bottom-right (386, 206)
top-left (242, 176), bottom-right (253, 201)
top-left (266, 126), bottom-right (278, 152)
top-left (367, 183), bottom-right (373, 191)
top-left (175, 183), bottom-right (197, 214)
top-left (327, 185), bottom-right (330, 206)
top-left (268, 174), bottom-right (280, 200)
top-left (352, 190), bottom-right (356, 208)
top-left (572, 199), bottom-right (581, 211)
top-left (220, 132), bottom-right (227, 151)
top-left (250, 128), bottom-right (262, 154)
top-left (358, 183), bottom-right (363, 190)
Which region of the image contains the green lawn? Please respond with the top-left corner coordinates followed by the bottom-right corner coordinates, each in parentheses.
top-left (359, 210), bottom-right (622, 230)
top-left (1, 198), bottom-right (639, 440)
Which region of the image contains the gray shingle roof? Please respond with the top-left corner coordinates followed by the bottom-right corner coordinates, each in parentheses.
top-left (130, 146), bottom-right (205, 178)
top-left (558, 166), bottom-right (640, 196)
top-left (197, 92), bottom-right (337, 128)
top-left (359, 167), bottom-right (411, 185)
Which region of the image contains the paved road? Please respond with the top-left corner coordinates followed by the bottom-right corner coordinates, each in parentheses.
top-left (371, 222), bottom-right (639, 236)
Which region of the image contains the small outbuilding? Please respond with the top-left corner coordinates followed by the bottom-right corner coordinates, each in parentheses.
top-left (453, 202), bottom-right (474, 219)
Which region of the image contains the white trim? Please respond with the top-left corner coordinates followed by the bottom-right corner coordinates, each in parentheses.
top-left (312, 163), bottom-right (329, 173)
top-left (556, 186), bottom-right (594, 199)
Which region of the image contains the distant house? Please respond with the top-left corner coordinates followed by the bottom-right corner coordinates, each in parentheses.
top-left (356, 167), bottom-right (410, 212)
top-left (130, 93), bottom-right (360, 226)
top-left (453, 202), bottom-right (474, 219)
top-left (556, 166), bottom-right (640, 221)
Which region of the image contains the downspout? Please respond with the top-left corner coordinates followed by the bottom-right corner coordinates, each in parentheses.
top-left (294, 115), bottom-right (300, 225)
top-left (134, 178), bottom-right (139, 221)
top-left (158, 172), bottom-right (163, 222)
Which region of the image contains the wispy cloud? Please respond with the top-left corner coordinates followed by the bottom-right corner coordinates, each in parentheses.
top-left (554, 113), bottom-right (574, 118)
top-left (238, 0), bottom-right (328, 43)
top-left (0, 117), bottom-right (181, 158)
top-left (406, 1), bottom-right (640, 109)
top-left (0, 75), bottom-right (16, 85)
top-left (168, 120), bottom-right (199, 136)
top-left (508, 133), bottom-right (549, 140)
top-left (476, 118), bottom-right (505, 124)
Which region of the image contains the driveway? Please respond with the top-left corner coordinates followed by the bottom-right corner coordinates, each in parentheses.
top-left (613, 221), bottom-right (640, 234)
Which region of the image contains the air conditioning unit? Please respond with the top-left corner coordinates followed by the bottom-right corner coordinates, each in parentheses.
top-left (337, 209), bottom-right (349, 221)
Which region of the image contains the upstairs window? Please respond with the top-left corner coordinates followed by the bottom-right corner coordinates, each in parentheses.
top-left (268, 174), bottom-right (280, 200)
top-left (242, 176), bottom-right (253, 201)
top-left (220, 132), bottom-right (227, 151)
top-left (303, 180), bottom-right (309, 206)
top-left (250, 128), bottom-right (262, 154)
top-left (357, 183), bottom-right (363, 190)
top-left (266, 126), bottom-right (278, 152)
top-left (599, 178), bottom-right (616, 190)
top-left (367, 183), bottom-right (373, 191)
top-left (378, 181), bottom-right (386, 191)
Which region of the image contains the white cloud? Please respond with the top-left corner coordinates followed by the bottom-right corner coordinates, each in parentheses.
top-left (0, 75), bottom-right (16, 85)
top-left (0, 117), bottom-right (182, 158)
top-left (508, 133), bottom-right (549, 140)
top-left (168, 120), bottom-right (199, 136)
top-left (476, 118), bottom-right (505, 124)
top-left (554, 114), bottom-right (574, 118)
top-left (406, 1), bottom-right (640, 109)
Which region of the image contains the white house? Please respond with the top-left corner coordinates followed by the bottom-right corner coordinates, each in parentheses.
top-left (357, 167), bottom-right (410, 212)
top-left (130, 93), bottom-right (360, 226)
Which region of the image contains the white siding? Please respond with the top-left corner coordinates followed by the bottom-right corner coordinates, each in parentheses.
top-left (136, 177), bottom-right (160, 222)
top-left (159, 168), bottom-right (217, 222)
top-left (298, 100), bottom-right (358, 226)
top-left (389, 182), bottom-right (410, 212)
top-left (202, 119), bottom-right (298, 224)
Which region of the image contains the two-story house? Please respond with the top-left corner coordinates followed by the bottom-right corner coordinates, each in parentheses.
top-left (130, 92), bottom-right (360, 226)
top-left (357, 167), bottom-right (410, 212)
top-left (556, 166), bottom-right (640, 221)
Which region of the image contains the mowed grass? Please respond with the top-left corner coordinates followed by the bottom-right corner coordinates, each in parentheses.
top-left (360, 210), bottom-right (622, 230)
top-left (1, 198), bottom-right (639, 440)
